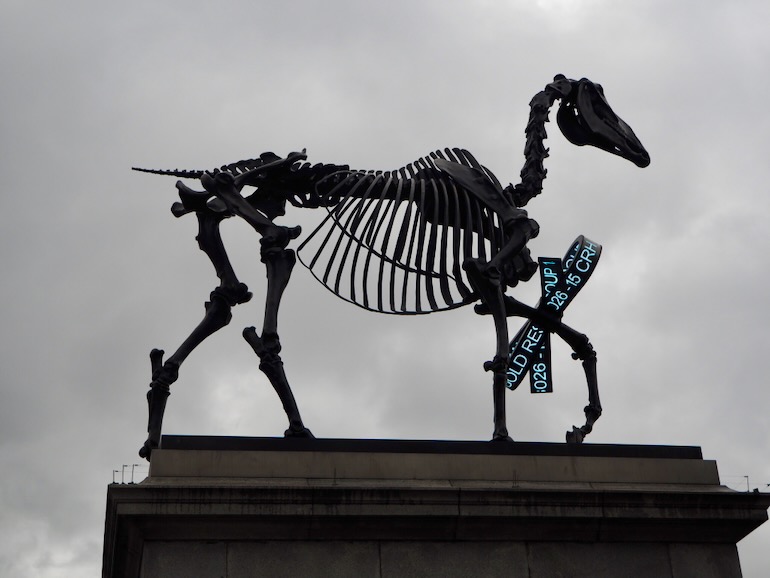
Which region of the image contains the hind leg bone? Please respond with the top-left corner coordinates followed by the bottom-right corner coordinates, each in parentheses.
top-left (140, 210), bottom-right (251, 459)
top-left (243, 226), bottom-right (312, 437)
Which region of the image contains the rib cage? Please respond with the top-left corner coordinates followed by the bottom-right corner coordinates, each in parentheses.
top-left (297, 148), bottom-right (510, 315)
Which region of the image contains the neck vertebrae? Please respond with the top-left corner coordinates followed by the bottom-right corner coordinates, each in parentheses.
top-left (509, 86), bottom-right (563, 207)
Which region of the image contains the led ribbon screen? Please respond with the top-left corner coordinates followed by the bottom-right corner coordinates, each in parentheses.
top-left (506, 236), bottom-right (601, 393)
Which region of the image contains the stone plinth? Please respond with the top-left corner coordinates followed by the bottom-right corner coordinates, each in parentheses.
top-left (103, 437), bottom-right (770, 578)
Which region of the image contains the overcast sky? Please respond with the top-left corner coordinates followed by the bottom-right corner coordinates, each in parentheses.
top-left (1, 1), bottom-right (769, 576)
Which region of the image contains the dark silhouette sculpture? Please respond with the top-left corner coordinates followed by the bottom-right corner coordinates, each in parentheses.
top-left (135, 75), bottom-right (649, 459)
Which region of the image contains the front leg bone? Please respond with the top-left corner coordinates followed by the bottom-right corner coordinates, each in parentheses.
top-left (566, 349), bottom-right (602, 444)
top-left (477, 294), bottom-right (603, 444)
top-left (464, 258), bottom-right (512, 442)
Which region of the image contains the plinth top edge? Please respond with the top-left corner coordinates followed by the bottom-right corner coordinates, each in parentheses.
top-left (159, 435), bottom-right (703, 460)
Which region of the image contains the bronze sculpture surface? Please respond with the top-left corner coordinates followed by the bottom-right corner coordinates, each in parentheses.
top-left (134, 75), bottom-right (649, 459)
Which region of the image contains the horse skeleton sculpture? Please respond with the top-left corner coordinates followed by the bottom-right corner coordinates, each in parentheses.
top-left (135, 75), bottom-right (649, 459)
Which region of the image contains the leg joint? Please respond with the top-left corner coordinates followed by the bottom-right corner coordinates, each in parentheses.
top-left (585, 403), bottom-right (602, 422)
top-left (483, 355), bottom-right (508, 373)
top-left (151, 360), bottom-right (179, 387)
top-left (243, 327), bottom-right (282, 359)
top-left (260, 225), bottom-right (302, 256)
top-left (212, 283), bottom-right (252, 307)
top-left (568, 333), bottom-right (595, 362)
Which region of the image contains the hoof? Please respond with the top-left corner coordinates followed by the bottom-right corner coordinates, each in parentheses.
top-left (491, 433), bottom-right (514, 442)
top-left (139, 440), bottom-right (155, 460)
top-left (284, 426), bottom-right (314, 439)
top-left (566, 426), bottom-right (585, 444)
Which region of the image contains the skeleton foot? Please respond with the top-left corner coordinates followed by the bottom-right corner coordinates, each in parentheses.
top-left (140, 349), bottom-right (175, 460)
top-left (566, 426), bottom-right (586, 444)
top-left (139, 380), bottom-right (173, 459)
top-left (139, 440), bottom-right (155, 460)
top-left (139, 444), bottom-right (151, 459)
top-left (243, 327), bottom-right (312, 439)
top-left (284, 425), bottom-right (315, 438)
top-left (140, 388), bottom-right (170, 460)
top-left (566, 404), bottom-right (602, 444)
top-left (486, 357), bottom-right (513, 442)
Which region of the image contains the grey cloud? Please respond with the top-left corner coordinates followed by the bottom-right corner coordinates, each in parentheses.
top-left (1, 1), bottom-right (769, 576)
